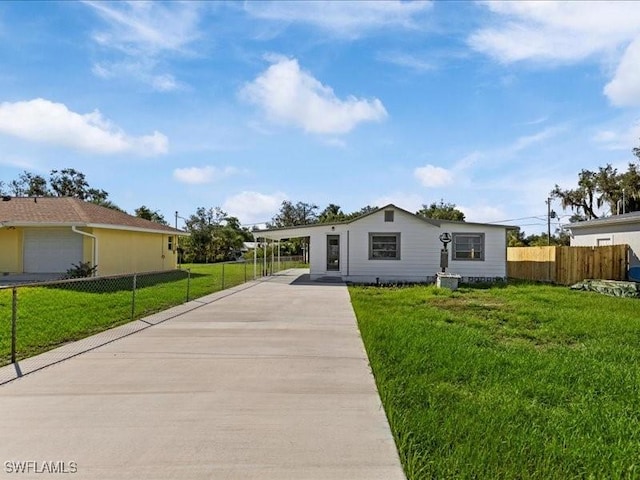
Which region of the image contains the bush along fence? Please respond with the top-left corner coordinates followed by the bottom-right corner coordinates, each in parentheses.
top-left (0, 257), bottom-right (305, 367)
top-left (507, 245), bottom-right (629, 285)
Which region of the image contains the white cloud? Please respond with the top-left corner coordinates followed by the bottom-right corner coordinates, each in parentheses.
top-left (173, 166), bottom-right (239, 185)
top-left (593, 120), bottom-right (640, 151)
top-left (376, 51), bottom-right (435, 72)
top-left (503, 126), bottom-right (565, 155)
top-left (93, 60), bottom-right (183, 92)
top-left (470, 2), bottom-right (640, 63)
top-left (469, 2), bottom-right (640, 107)
top-left (240, 56), bottom-right (387, 135)
top-left (85, 1), bottom-right (202, 90)
top-left (414, 164), bottom-right (454, 188)
top-left (604, 37), bottom-right (640, 107)
top-left (458, 205), bottom-right (507, 224)
top-left (222, 191), bottom-right (288, 225)
top-left (243, 1), bottom-right (432, 38)
top-left (86, 1), bottom-right (201, 55)
top-left (0, 98), bottom-right (168, 156)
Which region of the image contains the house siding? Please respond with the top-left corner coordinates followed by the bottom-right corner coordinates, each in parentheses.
top-left (448, 223), bottom-right (507, 279)
top-left (340, 209), bottom-right (437, 282)
top-left (91, 228), bottom-right (177, 276)
top-left (0, 228), bottom-right (22, 273)
top-left (306, 208), bottom-right (508, 282)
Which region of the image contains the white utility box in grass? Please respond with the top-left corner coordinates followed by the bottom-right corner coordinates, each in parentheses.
top-left (436, 272), bottom-right (461, 290)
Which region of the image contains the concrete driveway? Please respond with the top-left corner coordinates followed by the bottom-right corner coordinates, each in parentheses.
top-left (0, 269), bottom-right (405, 479)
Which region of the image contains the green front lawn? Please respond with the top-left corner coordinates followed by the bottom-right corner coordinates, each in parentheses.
top-left (350, 282), bottom-right (640, 479)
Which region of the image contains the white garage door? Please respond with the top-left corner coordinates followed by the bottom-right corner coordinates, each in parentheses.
top-left (24, 228), bottom-right (83, 273)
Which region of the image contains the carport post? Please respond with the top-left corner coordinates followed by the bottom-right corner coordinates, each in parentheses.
top-left (11, 287), bottom-right (17, 364)
top-left (253, 237), bottom-right (258, 280)
top-left (263, 239), bottom-right (267, 276)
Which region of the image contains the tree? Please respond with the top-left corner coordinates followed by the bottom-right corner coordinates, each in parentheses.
top-left (183, 207), bottom-right (251, 263)
top-left (508, 229), bottom-right (526, 247)
top-left (9, 172), bottom-right (50, 196)
top-left (551, 139), bottom-right (640, 218)
top-left (268, 201), bottom-right (318, 228)
top-left (344, 205), bottom-right (378, 221)
top-left (49, 168), bottom-right (109, 203)
top-left (135, 205), bottom-right (168, 225)
top-left (509, 228), bottom-right (569, 247)
top-left (1, 168), bottom-right (121, 209)
top-left (184, 207), bottom-right (226, 263)
top-left (417, 200), bottom-right (465, 221)
top-left (318, 204), bottom-right (346, 223)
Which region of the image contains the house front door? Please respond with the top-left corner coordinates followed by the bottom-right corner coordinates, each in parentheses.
top-left (326, 235), bottom-right (340, 271)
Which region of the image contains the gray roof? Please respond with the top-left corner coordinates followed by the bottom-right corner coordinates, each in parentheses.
top-left (567, 211), bottom-right (640, 230)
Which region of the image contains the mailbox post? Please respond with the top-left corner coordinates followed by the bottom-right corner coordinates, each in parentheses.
top-left (436, 232), bottom-right (461, 290)
top-left (439, 232), bottom-right (452, 273)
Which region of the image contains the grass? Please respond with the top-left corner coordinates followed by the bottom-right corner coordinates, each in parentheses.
top-left (349, 281), bottom-right (640, 480)
top-left (0, 260), bottom-right (304, 366)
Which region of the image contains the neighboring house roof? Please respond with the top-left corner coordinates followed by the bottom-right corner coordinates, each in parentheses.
top-left (566, 211), bottom-right (640, 230)
top-left (256, 203), bottom-right (513, 237)
top-left (0, 197), bottom-right (187, 235)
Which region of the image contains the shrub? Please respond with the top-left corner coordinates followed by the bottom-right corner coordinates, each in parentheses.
top-left (65, 261), bottom-right (98, 279)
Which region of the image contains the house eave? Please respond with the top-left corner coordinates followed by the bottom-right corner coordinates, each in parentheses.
top-left (564, 216), bottom-right (640, 231)
top-left (0, 221), bottom-right (189, 236)
top-left (86, 223), bottom-right (189, 236)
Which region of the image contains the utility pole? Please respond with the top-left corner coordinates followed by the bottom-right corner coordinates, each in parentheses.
top-left (546, 198), bottom-right (556, 245)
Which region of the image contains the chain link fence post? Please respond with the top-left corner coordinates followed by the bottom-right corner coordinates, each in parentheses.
top-left (11, 287), bottom-right (17, 364)
top-left (131, 273), bottom-right (137, 321)
top-left (222, 263), bottom-right (225, 290)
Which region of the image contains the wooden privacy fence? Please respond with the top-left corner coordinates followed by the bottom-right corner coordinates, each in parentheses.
top-left (507, 245), bottom-right (629, 285)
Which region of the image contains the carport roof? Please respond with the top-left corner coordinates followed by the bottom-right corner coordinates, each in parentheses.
top-left (0, 197), bottom-right (187, 235)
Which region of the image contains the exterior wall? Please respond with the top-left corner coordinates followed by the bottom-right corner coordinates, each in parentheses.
top-left (91, 228), bottom-right (177, 276)
top-left (0, 228), bottom-right (22, 273)
top-left (447, 222), bottom-right (508, 279)
top-left (307, 208), bottom-right (507, 283)
top-left (570, 223), bottom-right (640, 267)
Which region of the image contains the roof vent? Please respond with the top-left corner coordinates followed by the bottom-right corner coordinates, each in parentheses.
top-left (1, 196), bottom-right (10, 202)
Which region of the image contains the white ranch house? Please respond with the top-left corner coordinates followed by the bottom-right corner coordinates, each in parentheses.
top-left (256, 204), bottom-right (512, 283)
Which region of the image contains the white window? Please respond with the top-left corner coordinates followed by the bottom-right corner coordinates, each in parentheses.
top-left (168, 236), bottom-right (174, 251)
top-left (369, 233), bottom-right (401, 260)
top-left (452, 233), bottom-right (484, 261)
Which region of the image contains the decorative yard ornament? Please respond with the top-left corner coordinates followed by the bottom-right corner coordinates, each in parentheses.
top-left (439, 232), bottom-right (452, 272)
top-left (439, 232), bottom-right (452, 247)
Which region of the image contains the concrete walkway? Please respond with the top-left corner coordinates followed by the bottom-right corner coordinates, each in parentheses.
top-left (0, 270), bottom-right (405, 480)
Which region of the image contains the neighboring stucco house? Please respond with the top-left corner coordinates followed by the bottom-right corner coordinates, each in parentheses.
top-left (566, 212), bottom-right (640, 271)
top-left (256, 204), bottom-right (512, 283)
top-left (0, 196), bottom-right (188, 277)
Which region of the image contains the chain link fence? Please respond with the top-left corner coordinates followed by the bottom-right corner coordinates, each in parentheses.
top-left (1, 257), bottom-right (305, 367)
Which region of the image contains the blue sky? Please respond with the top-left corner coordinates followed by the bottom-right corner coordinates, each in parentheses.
top-left (1, 1), bottom-right (639, 234)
